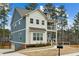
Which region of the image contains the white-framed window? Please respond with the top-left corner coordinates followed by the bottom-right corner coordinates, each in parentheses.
top-left (14, 23), bottom-right (16, 29)
top-left (18, 20), bottom-right (21, 24)
top-left (37, 33), bottom-right (39, 40)
top-left (36, 19), bottom-right (39, 24)
top-left (19, 32), bottom-right (22, 40)
top-left (14, 23), bottom-right (16, 27)
top-left (30, 18), bottom-right (33, 23)
top-left (33, 32), bottom-right (43, 41)
top-left (40, 33), bottom-right (43, 40)
top-left (42, 20), bottom-right (44, 25)
top-left (33, 33), bottom-right (36, 40)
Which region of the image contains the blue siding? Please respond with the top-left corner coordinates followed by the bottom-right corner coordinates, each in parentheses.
top-left (12, 10), bottom-right (21, 24)
top-left (15, 43), bottom-right (22, 50)
top-left (11, 10), bottom-right (21, 32)
top-left (12, 30), bottom-right (26, 43)
top-left (11, 9), bottom-right (26, 43)
top-left (12, 18), bottom-right (26, 32)
top-left (11, 9), bottom-right (26, 50)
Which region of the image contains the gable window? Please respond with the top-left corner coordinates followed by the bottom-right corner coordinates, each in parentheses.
top-left (36, 19), bottom-right (39, 24)
top-left (14, 23), bottom-right (16, 27)
top-left (14, 23), bottom-right (16, 29)
top-left (30, 18), bottom-right (33, 23)
top-left (18, 20), bottom-right (21, 24)
top-left (42, 20), bottom-right (44, 25)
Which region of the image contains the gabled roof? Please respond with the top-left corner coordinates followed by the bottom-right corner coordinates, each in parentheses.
top-left (11, 8), bottom-right (48, 25)
top-left (15, 8), bottom-right (32, 17)
top-left (15, 8), bottom-right (48, 20)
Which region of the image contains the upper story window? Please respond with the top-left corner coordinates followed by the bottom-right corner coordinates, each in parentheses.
top-left (30, 18), bottom-right (33, 23)
top-left (18, 20), bottom-right (21, 24)
top-left (42, 20), bottom-right (45, 25)
top-left (36, 19), bottom-right (39, 24)
top-left (14, 23), bottom-right (16, 28)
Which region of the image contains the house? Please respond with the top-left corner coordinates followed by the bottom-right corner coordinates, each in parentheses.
top-left (11, 8), bottom-right (56, 50)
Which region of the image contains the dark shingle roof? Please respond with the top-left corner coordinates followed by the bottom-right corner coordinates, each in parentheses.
top-left (15, 8), bottom-right (31, 17)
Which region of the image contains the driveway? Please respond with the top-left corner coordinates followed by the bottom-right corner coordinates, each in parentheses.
top-left (0, 49), bottom-right (26, 56)
top-left (62, 52), bottom-right (79, 56)
top-left (0, 52), bottom-right (26, 56)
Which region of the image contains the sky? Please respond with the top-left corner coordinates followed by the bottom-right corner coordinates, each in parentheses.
top-left (6, 3), bottom-right (79, 30)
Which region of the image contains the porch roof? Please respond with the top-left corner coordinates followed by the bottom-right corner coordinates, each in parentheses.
top-left (29, 27), bottom-right (46, 32)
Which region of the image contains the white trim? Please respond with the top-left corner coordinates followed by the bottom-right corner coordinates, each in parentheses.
top-left (10, 40), bottom-right (26, 44)
top-left (12, 18), bottom-right (22, 26)
top-left (11, 28), bottom-right (26, 34)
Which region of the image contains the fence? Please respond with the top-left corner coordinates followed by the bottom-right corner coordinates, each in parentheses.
top-left (0, 41), bottom-right (11, 49)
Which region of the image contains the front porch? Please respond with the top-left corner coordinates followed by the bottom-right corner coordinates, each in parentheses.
top-left (47, 32), bottom-right (56, 45)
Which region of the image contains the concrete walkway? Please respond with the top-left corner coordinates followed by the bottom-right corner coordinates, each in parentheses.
top-left (0, 52), bottom-right (26, 56)
top-left (0, 49), bottom-right (26, 56)
top-left (0, 49), bottom-right (14, 53)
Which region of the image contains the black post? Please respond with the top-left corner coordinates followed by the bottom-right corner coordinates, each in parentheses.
top-left (57, 45), bottom-right (63, 56)
top-left (58, 48), bottom-right (60, 56)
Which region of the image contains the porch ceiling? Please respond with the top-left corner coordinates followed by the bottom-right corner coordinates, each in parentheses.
top-left (29, 27), bottom-right (46, 32)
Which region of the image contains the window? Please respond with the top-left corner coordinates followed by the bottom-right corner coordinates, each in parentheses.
top-left (18, 20), bottom-right (21, 24)
top-left (14, 23), bottom-right (16, 29)
top-left (36, 19), bottom-right (39, 24)
top-left (14, 23), bottom-right (16, 27)
top-left (19, 37), bottom-right (22, 40)
top-left (37, 33), bottom-right (39, 40)
top-left (40, 33), bottom-right (43, 40)
top-left (42, 20), bottom-right (44, 25)
top-left (33, 33), bottom-right (36, 40)
top-left (33, 33), bottom-right (43, 41)
top-left (19, 32), bottom-right (22, 40)
top-left (30, 18), bottom-right (33, 23)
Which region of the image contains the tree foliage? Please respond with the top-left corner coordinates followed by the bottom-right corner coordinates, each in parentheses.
top-left (44, 4), bottom-right (67, 28)
top-left (25, 3), bottom-right (38, 10)
top-left (73, 12), bottom-right (79, 31)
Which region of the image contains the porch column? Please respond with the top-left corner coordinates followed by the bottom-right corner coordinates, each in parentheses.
top-left (56, 23), bottom-right (58, 46)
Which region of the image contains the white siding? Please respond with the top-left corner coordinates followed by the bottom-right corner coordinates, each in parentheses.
top-left (28, 11), bottom-right (47, 29)
top-left (30, 32), bottom-right (47, 44)
top-left (25, 11), bottom-right (47, 44)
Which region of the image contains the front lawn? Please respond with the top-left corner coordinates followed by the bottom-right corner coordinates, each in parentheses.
top-left (18, 45), bottom-right (79, 56)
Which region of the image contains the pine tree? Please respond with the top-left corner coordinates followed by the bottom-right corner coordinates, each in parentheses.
top-left (57, 5), bottom-right (67, 27)
top-left (73, 12), bottom-right (79, 44)
top-left (25, 3), bottom-right (38, 10)
top-left (0, 3), bottom-right (9, 46)
top-left (44, 3), bottom-right (56, 19)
